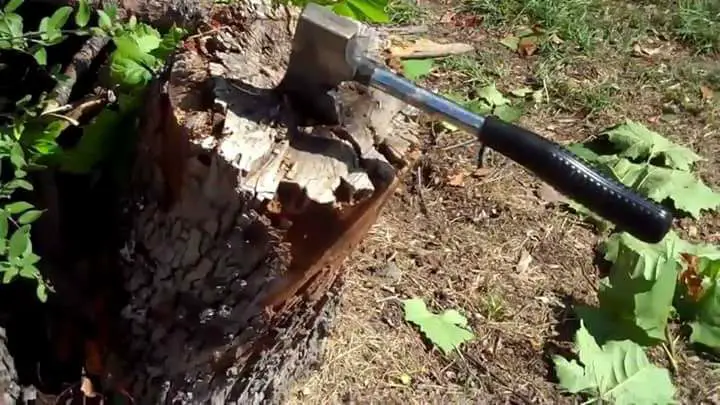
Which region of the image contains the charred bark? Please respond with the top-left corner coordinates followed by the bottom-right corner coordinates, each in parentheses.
top-left (111, 3), bottom-right (419, 404)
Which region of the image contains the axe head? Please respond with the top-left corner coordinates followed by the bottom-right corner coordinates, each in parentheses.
top-left (282, 3), bottom-right (366, 92)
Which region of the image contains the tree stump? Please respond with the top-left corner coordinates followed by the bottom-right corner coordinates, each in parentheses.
top-left (116, 3), bottom-right (420, 404)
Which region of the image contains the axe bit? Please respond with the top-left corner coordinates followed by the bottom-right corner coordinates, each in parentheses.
top-left (278, 3), bottom-right (673, 244)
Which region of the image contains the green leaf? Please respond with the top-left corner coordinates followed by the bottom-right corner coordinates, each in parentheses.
top-left (477, 83), bottom-right (510, 106)
top-left (601, 155), bottom-right (720, 218)
top-left (126, 23), bottom-right (161, 53)
top-left (688, 277), bottom-right (720, 350)
top-left (75, 0), bottom-right (91, 27)
top-left (0, 211), bottom-right (8, 240)
top-left (32, 46), bottom-right (47, 65)
top-left (3, 0), bottom-right (23, 13)
top-left (151, 24), bottom-right (186, 60)
top-left (19, 264), bottom-right (37, 279)
top-left (597, 255), bottom-right (678, 343)
top-left (552, 321), bottom-right (676, 404)
top-left (18, 209), bottom-right (42, 224)
top-left (109, 54), bottom-right (153, 87)
top-left (97, 9), bottom-right (112, 30)
top-left (403, 298), bottom-right (475, 355)
top-left (493, 104), bottom-right (522, 123)
top-left (500, 35), bottom-right (519, 50)
top-left (603, 120), bottom-right (702, 171)
top-left (8, 225), bottom-right (30, 259)
top-left (48, 6), bottom-right (73, 31)
top-left (331, 1), bottom-right (355, 18)
top-left (5, 201), bottom-right (33, 214)
top-left (2, 266), bottom-right (18, 284)
top-left (345, 0), bottom-right (389, 23)
top-left (36, 282), bottom-right (47, 302)
top-left (401, 59), bottom-right (434, 81)
top-left (602, 231), bottom-right (685, 280)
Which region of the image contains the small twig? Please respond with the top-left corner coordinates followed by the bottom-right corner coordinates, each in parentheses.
top-left (662, 325), bottom-right (679, 374)
top-left (384, 25), bottom-right (429, 35)
top-left (440, 137), bottom-right (475, 151)
top-left (393, 42), bottom-right (475, 60)
top-left (44, 35), bottom-right (111, 113)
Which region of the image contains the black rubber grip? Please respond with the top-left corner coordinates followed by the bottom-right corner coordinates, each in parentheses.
top-left (479, 116), bottom-right (672, 243)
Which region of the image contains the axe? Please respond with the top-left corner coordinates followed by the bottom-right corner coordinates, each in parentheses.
top-left (278, 3), bottom-right (672, 244)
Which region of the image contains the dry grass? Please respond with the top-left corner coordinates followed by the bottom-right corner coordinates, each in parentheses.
top-left (289, 0), bottom-right (720, 403)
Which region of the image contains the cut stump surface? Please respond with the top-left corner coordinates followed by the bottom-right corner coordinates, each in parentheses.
top-left (117, 3), bottom-right (420, 404)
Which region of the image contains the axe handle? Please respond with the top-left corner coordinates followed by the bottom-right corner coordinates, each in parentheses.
top-left (359, 63), bottom-right (672, 243)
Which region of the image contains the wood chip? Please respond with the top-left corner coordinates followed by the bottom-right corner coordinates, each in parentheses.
top-left (389, 38), bottom-right (474, 59)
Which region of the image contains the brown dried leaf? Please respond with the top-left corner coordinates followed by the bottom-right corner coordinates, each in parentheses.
top-left (700, 85), bottom-right (714, 101)
top-left (518, 36), bottom-right (539, 57)
top-left (446, 171), bottom-right (466, 187)
top-left (679, 253), bottom-right (705, 301)
top-left (632, 42), bottom-right (662, 58)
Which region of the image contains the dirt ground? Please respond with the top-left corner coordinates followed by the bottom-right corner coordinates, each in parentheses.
top-left (288, 0), bottom-right (720, 404)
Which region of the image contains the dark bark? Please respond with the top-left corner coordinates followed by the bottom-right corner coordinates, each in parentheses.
top-left (110, 3), bottom-right (419, 404)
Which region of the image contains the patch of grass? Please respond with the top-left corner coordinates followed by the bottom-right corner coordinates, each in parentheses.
top-left (671, 0), bottom-right (720, 53)
top-left (463, 0), bottom-right (606, 50)
top-left (463, 0), bottom-right (719, 53)
top-left (387, 0), bottom-right (427, 25)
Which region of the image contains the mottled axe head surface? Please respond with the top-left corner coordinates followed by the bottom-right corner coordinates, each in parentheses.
top-left (283, 3), bottom-right (365, 90)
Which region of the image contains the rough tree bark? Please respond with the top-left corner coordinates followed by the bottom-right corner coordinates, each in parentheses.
top-left (113, 3), bottom-right (420, 404)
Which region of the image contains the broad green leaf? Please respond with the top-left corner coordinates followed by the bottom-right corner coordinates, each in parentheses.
top-left (552, 321), bottom-right (676, 404)
top-left (5, 201), bottom-right (33, 214)
top-left (603, 156), bottom-right (720, 218)
top-left (602, 231), bottom-right (684, 280)
top-left (603, 120), bottom-right (702, 171)
top-left (109, 55), bottom-right (153, 87)
top-left (18, 209), bottom-right (42, 224)
top-left (493, 104), bottom-right (522, 123)
top-left (500, 35), bottom-right (519, 50)
top-left (32, 47), bottom-right (47, 65)
top-left (127, 23), bottom-right (161, 53)
top-left (3, 0), bottom-right (23, 13)
top-left (402, 59), bottom-right (434, 81)
top-left (97, 10), bottom-right (112, 30)
top-left (75, 0), bottom-right (91, 27)
top-left (48, 6), bottom-right (73, 31)
top-left (403, 298), bottom-right (474, 355)
top-left (597, 257), bottom-right (678, 343)
top-left (477, 83), bottom-right (510, 106)
top-left (331, 1), bottom-right (355, 18)
top-left (688, 278), bottom-right (720, 350)
top-left (8, 225), bottom-right (30, 259)
top-left (345, 0), bottom-right (389, 23)
top-left (0, 13), bottom-right (23, 48)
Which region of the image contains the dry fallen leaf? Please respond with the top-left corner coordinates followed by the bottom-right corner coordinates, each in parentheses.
top-left (632, 42), bottom-right (662, 58)
top-left (446, 171), bottom-right (467, 187)
top-left (518, 36), bottom-right (539, 56)
top-left (700, 85), bottom-right (714, 101)
top-left (516, 249), bottom-right (533, 273)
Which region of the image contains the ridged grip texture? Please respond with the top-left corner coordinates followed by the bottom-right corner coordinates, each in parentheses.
top-left (480, 116), bottom-right (672, 243)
